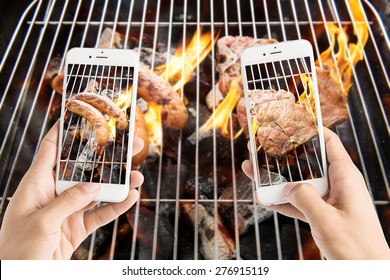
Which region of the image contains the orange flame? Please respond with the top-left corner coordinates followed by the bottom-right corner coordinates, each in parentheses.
top-left (299, 74), bottom-right (317, 118)
top-left (107, 116), bottom-right (116, 142)
top-left (199, 80), bottom-right (243, 138)
top-left (116, 86), bottom-right (132, 111)
top-left (145, 28), bottom-right (218, 150)
top-left (300, 0), bottom-right (368, 111)
top-left (318, 0), bottom-right (368, 90)
top-left (157, 28), bottom-right (219, 92)
top-left (144, 102), bottom-right (162, 154)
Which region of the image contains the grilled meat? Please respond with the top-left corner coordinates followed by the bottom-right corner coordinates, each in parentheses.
top-left (72, 92), bottom-right (128, 130)
top-left (66, 99), bottom-right (110, 146)
top-left (137, 66), bottom-right (188, 129)
top-left (248, 89), bottom-right (318, 157)
top-left (216, 36), bottom-right (277, 96)
top-left (132, 106), bottom-right (150, 165)
top-left (316, 67), bottom-right (348, 127)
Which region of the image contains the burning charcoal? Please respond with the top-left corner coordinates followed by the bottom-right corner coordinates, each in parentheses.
top-left (135, 47), bottom-right (174, 68)
top-left (97, 164), bottom-right (120, 184)
top-left (98, 28), bottom-right (122, 49)
top-left (141, 160), bottom-right (186, 199)
top-left (219, 170), bottom-right (284, 235)
top-left (182, 202), bottom-right (236, 260)
top-left (182, 101), bottom-right (232, 166)
top-left (176, 217), bottom-right (199, 260)
top-left (100, 88), bottom-right (120, 99)
top-left (83, 79), bottom-right (99, 94)
top-left (183, 171), bottom-right (218, 199)
top-left (184, 131), bottom-right (232, 167)
top-left (126, 206), bottom-right (174, 260)
top-left (113, 217), bottom-right (134, 259)
top-left (61, 129), bottom-right (80, 159)
top-left (76, 138), bottom-right (98, 171)
top-left (239, 223), bottom-right (279, 260)
top-left (105, 142), bottom-right (127, 164)
top-left (79, 117), bottom-right (93, 142)
top-left (60, 161), bottom-right (85, 182)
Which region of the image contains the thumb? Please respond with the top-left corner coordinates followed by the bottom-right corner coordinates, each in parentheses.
top-left (40, 183), bottom-right (101, 226)
top-left (283, 182), bottom-right (330, 224)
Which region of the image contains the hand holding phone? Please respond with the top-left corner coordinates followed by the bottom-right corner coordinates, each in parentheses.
top-left (56, 48), bottom-right (139, 202)
top-left (241, 40), bottom-right (328, 205)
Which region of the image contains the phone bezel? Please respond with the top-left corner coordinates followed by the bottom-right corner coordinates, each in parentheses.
top-left (241, 40), bottom-right (328, 205)
top-left (56, 48), bottom-right (139, 202)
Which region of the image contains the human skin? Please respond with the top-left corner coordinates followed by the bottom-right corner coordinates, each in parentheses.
top-left (242, 128), bottom-right (390, 260)
top-left (0, 121), bottom-right (144, 259)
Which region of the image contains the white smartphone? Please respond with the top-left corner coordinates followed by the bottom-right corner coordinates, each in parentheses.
top-left (241, 40), bottom-right (328, 205)
top-left (56, 48), bottom-right (139, 202)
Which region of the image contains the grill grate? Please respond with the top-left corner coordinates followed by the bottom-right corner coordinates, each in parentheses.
top-left (243, 56), bottom-right (325, 186)
top-left (0, 0), bottom-right (389, 260)
top-left (60, 63), bottom-right (134, 185)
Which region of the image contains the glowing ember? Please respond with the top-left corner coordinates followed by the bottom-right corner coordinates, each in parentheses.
top-left (199, 80), bottom-right (242, 139)
top-left (144, 102), bottom-right (162, 153)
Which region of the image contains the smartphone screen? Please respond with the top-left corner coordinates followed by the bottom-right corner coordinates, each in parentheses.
top-left (241, 40), bottom-right (327, 204)
top-left (57, 48), bottom-right (138, 200)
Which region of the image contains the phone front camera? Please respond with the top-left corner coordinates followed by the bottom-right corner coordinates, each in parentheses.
top-left (89, 56), bottom-right (91, 58)
top-left (263, 53), bottom-right (266, 56)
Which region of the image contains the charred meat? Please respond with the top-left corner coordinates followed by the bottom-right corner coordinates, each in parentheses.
top-left (248, 89), bottom-right (318, 157)
top-left (216, 36), bottom-right (277, 96)
top-left (316, 67), bottom-right (348, 127)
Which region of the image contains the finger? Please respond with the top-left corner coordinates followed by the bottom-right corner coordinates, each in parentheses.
top-left (263, 203), bottom-right (307, 222)
top-left (130, 170), bottom-right (144, 189)
top-left (252, 192), bottom-right (307, 222)
top-left (323, 127), bottom-right (352, 164)
top-left (32, 120), bottom-right (60, 169)
top-left (241, 160), bottom-right (254, 180)
top-left (283, 182), bottom-right (332, 225)
top-left (132, 136), bottom-right (144, 157)
top-left (39, 183), bottom-right (100, 226)
top-left (84, 189), bottom-right (139, 234)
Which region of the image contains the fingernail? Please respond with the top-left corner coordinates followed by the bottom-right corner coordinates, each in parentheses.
top-left (81, 183), bottom-right (100, 193)
top-left (283, 183), bottom-right (297, 196)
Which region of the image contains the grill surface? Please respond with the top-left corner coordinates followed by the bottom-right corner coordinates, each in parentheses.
top-left (0, 0), bottom-right (389, 260)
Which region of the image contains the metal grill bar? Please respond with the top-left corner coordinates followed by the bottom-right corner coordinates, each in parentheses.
top-left (0, 0), bottom-right (388, 260)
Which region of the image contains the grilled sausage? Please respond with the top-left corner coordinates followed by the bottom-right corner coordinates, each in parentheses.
top-left (72, 92), bottom-right (128, 130)
top-left (137, 66), bottom-right (188, 129)
top-left (132, 106), bottom-right (150, 166)
top-left (66, 100), bottom-right (109, 146)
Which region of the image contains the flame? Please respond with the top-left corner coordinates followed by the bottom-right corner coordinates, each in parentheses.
top-left (116, 86), bottom-right (132, 111)
top-left (145, 28), bottom-right (218, 150)
top-left (157, 28), bottom-right (219, 92)
top-left (299, 74), bottom-right (317, 118)
top-left (144, 102), bottom-right (162, 153)
top-left (300, 0), bottom-right (368, 112)
top-left (319, 0), bottom-right (368, 90)
top-left (107, 116), bottom-right (116, 142)
top-left (199, 80), bottom-right (243, 138)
